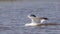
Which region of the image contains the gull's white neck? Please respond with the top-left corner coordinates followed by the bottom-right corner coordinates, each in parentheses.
top-left (40, 19), bottom-right (46, 23)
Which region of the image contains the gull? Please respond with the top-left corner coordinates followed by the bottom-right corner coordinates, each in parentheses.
top-left (25, 14), bottom-right (48, 26)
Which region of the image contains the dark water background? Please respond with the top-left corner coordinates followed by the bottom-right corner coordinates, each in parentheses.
top-left (0, 1), bottom-right (60, 34)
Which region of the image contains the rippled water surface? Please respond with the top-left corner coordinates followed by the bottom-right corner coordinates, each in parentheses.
top-left (0, 1), bottom-right (60, 34)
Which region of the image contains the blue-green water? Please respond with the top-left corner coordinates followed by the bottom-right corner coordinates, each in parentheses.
top-left (0, 1), bottom-right (60, 34)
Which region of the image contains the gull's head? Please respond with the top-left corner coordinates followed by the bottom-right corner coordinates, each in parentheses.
top-left (40, 17), bottom-right (48, 23)
top-left (42, 18), bottom-right (48, 20)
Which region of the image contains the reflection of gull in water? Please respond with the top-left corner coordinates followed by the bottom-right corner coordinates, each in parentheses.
top-left (25, 14), bottom-right (48, 26)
